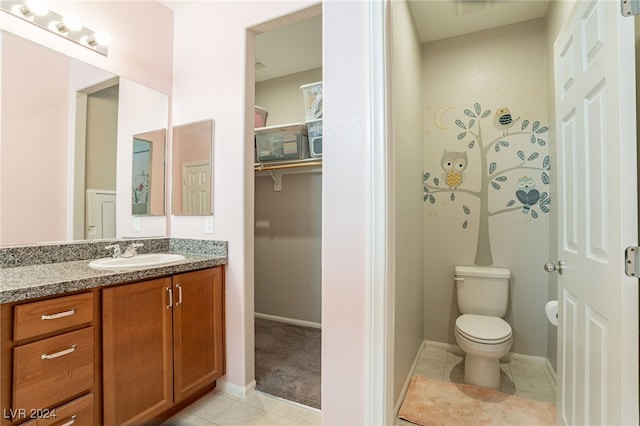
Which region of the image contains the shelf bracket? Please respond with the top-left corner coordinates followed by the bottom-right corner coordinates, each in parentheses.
top-left (267, 170), bottom-right (282, 191)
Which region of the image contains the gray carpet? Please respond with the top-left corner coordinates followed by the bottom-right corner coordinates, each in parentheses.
top-left (254, 318), bottom-right (321, 409)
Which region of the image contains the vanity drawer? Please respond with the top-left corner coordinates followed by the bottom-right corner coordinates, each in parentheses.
top-left (39, 394), bottom-right (94, 426)
top-left (14, 293), bottom-right (94, 341)
top-left (13, 327), bottom-right (94, 412)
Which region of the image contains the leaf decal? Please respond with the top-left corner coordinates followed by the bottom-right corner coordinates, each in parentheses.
top-left (507, 200), bottom-right (516, 207)
top-left (474, 103), bottom-right (481, 115)
top-left (533, 121), bottom-right (540, 132)
top-left (528, 152), bottom-right (539, 161)
top-left (540, 205), bottom-right (549, 213)
top-left (458, 132), bottom-right (467, 140)
top-left (491, 182), bottom-right (501, 190)
top-left (464, 109), bottom-right (475, 118)
top-left (495, 176), bottom-right (507, 182)
top-left (531, 209), bottom-right (539, 219)
top-left (542, 172), bottom-right (550, 184)
top-left (495, 144), bottom-right (501, 152)
top-left (463, 205), bottom-right (471, 214)
top-left (543, 156), bottom-right (550, 169)
top-left (536, 126), bottom-right (549, 134)
top-left (489, 162), bottom-right (497, 174)
top-left (455, 119), bottom-right (466, 129)
top-left (450, 192), bottom-right (456, 202)
top-left (424, 195), bottom-right (429, 202)
top-left (462, 220), bottom-right (468, 229)
top-left (468, 140), bottom-right (475, 149)
top-left (423, 172), bottom-right (431, 180)
top-left (423, 187), bottom-right (429, 194)
top-left (521, 119), bottom-right (530, 130)
top-left (469, 119), bottom-right (476, 128)
top-left (530, 135), bottom-right (536, 144)
top-left (537, 138), bottom-right (546, 146)
top-left (434, 177), bottom-right (440, 186)
top-left (481, 109), bottom-right (492, 118)
top-left (517, 150), bottom-right (525, 161)
top-left (499, 140), bottom-right (509, 147)
top-left (429, 195), bottom-right (436, 204)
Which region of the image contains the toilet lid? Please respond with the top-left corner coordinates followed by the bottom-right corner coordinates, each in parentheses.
top-left (456, 314), bottom-right (512, 343)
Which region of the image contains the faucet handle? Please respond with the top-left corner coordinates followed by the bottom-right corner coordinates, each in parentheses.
top-left (122, 242), bottom-right (143, 258)
top-left (105, 244), bottom-right (121, 258)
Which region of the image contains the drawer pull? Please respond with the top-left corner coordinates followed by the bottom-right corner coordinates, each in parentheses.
top-left (166, 287), bottom-right (173, 309)
top-left (41, 344), bottom-right (77, 360)
top-left (60, 415), bottom-right (77, 426)
top-left (41, 308), bottom-right (77, 320)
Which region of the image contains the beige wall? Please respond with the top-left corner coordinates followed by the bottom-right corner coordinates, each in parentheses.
top-left (422, 19), bottom-right (551, 356)
top-left (85, 85), bottom-right (118, 192)
top-left (256, 68), bottom-right (322, 126)
top-left (254, 68), bottom-right (322, 324)
top-left (390, 0), bottom-right (425, 406)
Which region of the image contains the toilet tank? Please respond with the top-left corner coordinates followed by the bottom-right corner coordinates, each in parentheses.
top-left (455, 266), bottom-right (511, 317)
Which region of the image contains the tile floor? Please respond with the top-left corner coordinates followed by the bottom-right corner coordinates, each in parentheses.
top-left (165, 343), bottom-right (557, 426)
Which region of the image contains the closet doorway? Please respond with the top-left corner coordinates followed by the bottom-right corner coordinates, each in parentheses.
top-left (252, 7), bottom-right (322, 410)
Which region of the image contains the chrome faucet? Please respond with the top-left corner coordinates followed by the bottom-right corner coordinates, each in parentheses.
top-left (122, 243), bottom-right (143, 258)
top-left (105, 244), bottom-right (122, 258)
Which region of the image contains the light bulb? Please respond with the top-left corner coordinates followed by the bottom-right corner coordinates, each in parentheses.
top-left (88, 30), bottom-right (111, 47)
top-left (24, 0), bottom-right (48, 16)
top-left (62, 14), bottom-right (82, 31)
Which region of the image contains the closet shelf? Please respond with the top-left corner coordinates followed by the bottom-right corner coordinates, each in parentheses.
top-left (254, 158), bottom-right (322, 173)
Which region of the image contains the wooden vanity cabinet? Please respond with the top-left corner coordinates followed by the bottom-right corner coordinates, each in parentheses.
top-left (0, 291), bottom-right (100, 426)
top-left (102, 267), bottom-right (225, 425)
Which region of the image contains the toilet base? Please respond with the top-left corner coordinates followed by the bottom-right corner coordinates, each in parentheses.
top-left (463, 354), bottom-right (501, 390)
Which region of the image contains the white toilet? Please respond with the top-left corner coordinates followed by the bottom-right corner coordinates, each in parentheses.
top-left (454, 265), bottom-right (513, 390)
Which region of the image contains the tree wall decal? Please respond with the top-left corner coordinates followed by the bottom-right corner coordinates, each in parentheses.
top-left (423, 103), bottom-right (551, 266)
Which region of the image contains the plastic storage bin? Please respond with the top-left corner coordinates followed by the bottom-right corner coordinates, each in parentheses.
top-left (255, 123), bottom-right (309, 162)
top-left (300, 81), bottom-right (323, 121)
top-left (254, 106), bottom-right (268, 128)
top-left (306, 119), bottom-right (322, 158)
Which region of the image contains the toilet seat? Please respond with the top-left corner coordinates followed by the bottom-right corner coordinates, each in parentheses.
top-left (455, 314), bottom-right (512, 344)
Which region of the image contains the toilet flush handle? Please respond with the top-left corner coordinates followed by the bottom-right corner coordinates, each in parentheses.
top-left (454, 277), bottom-right (464, 281)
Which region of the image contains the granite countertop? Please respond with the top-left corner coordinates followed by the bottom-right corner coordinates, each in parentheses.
top-left (0, 252), bottom-right (226, 304)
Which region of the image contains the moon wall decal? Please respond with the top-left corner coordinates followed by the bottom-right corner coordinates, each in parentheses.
top-left (434, 105), bottom-right (455, 130)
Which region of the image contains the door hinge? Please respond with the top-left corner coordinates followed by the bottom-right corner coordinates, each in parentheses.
top-left (625, 246), bottom-right (640, 277)
top-left (622, 0), bottom-right (640, 16)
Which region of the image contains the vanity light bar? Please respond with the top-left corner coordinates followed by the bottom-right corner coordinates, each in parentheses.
top-left (0, 0), bottom-right (110, 55)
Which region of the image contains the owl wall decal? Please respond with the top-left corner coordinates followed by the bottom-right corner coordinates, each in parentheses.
top-left (441, 151), bottom-right (468, 189)
top-left (515, 176), bottom-right (540, 213)
top-left (494, 107), bottom-right (521, 135)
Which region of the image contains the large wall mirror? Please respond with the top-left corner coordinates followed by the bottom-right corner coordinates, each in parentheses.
top-left (0, 31), bottom-right (169, 245)
top-left (171, 119), bottom-right (214, 216)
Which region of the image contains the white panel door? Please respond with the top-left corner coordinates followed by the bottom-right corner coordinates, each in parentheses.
top-left (86, 189), bottom-right (116, 239)
top-left (553, 1), bottom-right (638, 425)
top-left (182, 161), bottom-right (211, 215)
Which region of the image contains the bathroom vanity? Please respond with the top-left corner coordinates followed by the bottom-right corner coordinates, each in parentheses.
top-left (0, 238), bottom-right (227, 426)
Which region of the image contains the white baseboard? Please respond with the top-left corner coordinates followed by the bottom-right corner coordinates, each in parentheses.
top-left (393, 341), bottom-right (426, 416)
top-left (255, 312), bottom-right (321, 329)
top-left (216, 378), bottom-right (256, 398)
top-left (544, 358), bottom-right (557, 385)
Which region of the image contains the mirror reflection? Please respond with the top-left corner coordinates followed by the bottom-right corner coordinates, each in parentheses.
top-left (132, 129), bottom-right (166, 216)
top-left (0, 30), bottom-right (169, 245)
top-left (171, 119), bottom-right (214, 216)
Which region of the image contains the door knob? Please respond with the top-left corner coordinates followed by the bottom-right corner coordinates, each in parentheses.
top-left (544, 261), bottom-right (565, 274)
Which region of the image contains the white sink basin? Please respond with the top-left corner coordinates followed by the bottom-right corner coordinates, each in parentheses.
top-left (89, 253), bottom-right (186, 270)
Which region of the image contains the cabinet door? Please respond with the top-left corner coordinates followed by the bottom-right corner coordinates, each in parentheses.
top-left (102, 278), bottom-right (173, 425)
top-left (173, 267), bottom-right (225, 402)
